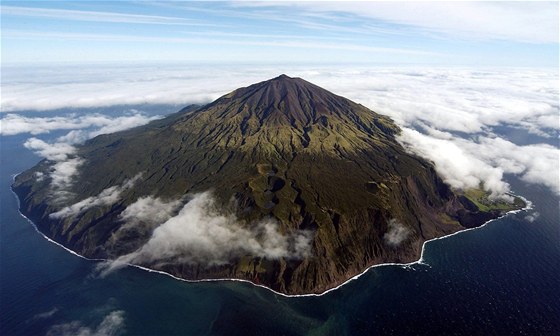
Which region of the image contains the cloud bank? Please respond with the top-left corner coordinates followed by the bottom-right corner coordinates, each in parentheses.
top-left (100, 192), bottom-right (313, 274)
top-left (8, 65), bottom-right (558, 201)
top-left (398, 127), bottom-right (559, 196)
top-left (1, 112), bottom-right (161, 136)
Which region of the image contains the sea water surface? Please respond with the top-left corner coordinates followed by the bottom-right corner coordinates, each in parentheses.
top-left (1, 107), bottom-right (559, 335)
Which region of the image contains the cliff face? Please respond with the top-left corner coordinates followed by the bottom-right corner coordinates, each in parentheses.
top-left (13, 75), bottom-right (503, 294)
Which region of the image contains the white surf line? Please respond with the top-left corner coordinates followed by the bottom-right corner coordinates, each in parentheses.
top-left (10, 173), bottom-right (534, 298)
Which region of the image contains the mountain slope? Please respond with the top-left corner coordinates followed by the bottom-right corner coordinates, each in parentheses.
top-left (13, 75), bottom-right (519, 294)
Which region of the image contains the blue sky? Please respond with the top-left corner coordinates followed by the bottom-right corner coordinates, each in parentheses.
top-left (1, 1), bottom-right (558, 66)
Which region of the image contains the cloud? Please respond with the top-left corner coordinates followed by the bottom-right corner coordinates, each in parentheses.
top-left (50, 174), bottom-right (142, 219)
top-left (1, 64), bottom-right (239, 112)
top-left (398, 128), bottom-right (511, 198)
top-left (23, 137), bottom-right (76, 161)
top-left (99, 192), bottom-right (313, 274)
top-left (3, 66), bottom-right (556, 139)
top-left (111, 196), bottom-right (183, 239)
top-left (23, 137), bottom-right (83, 200)
top-left (383, 219), bottom-right (411, 247)
top-left (33, 308), bottom-right (59, 320)
top-left (119, 196), bottom-right (182, 227)
top-left (302, 68), bottom-right (559, 137)
top-left (46, 310), bottom-right (125, 336)
top-left (2, 5), bottom-right (206, 26)
top-left (241, 2), bottom-right (558, 43)
top-left (1, 112), bottom-right (161, 136)
top-left (12, 111), bottom-right (159, 201)
top-left (49, 158), bottom-right (85, 194)
top-left (459, 137), bottom-right (559, 194)
top-left (7, 65), bottom-right (559, 200)
top-left (525, 212), bottom-right (540, 223)
top-left (398, 126), bottom-right (560, 197)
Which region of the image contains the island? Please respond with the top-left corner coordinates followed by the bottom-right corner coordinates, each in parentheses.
top-left (13, 75), bottom-right (525, 295)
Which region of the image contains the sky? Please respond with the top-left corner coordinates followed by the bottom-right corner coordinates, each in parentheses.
top-left (1, 1), bottom-right (558, 66)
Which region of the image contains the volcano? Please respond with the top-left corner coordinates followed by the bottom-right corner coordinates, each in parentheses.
top-left (13, 75), bottom-right (523, 295)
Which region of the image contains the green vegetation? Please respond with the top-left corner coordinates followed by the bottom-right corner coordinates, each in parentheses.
top-left (461, 188), bottom-right (525, 213)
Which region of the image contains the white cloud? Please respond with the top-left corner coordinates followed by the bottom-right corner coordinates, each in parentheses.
top-left (1, 64), bottom-right (236, 112)
top-left (248, 2), bottom-right (559, 43)
top-left (1, 112), bottom-right (161, 136)
top-left (2, 5), bottom-right (205, 26)
top-left (302, 68), bottom-right (559, 137)
top-left (49, 158), bottom-right (85, 194)
top-left (119, 196), bottom-right (182, 226)
top-left (23, 137), bottom-right (76, 161)
top-left (100, 192), bottom-right (313, 274)
top-left (460, 137), bottom-right (560, 194)
top-left (112, 196), bottom-right (183, 237)
top-left (525, 212), bottom-right (540, 223)
top-left (12, 111), bottom-right (159, 201)
top-left (3, 66), bottom-right (556, 139)
top-left (46, 310), bottom-right (125, 336)
top-left (6, 65), bottom-right (558, 201)
top-left (398, 128), bottom-right (511, 198)
top-left (50, 174), bottom-right (142, 219)
top-left (22, 137), bottom-right (84, 200)
top-left (383, 219), bottom-right (411, 247)
top-left (399, 126), bottom-right (560, 197)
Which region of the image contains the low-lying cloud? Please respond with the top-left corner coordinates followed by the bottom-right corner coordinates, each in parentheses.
top-left (23, 137), bottom-right (76, 161)
top-left (1, 112), bottom-right (161, 137)
top-left (398, 127), bottom-right (559, 197)
top-left (120, 196), bottom-right (183, 226)
top-left (113, 196), bottom-right (183, 236)
top-left (23, 137), bottom-right (83, 200)
top-left (398, 128), bottom-right (511, 198)
top-left (46, 310), bottom-right (125, 336)
top-left (100, 192), bottom-right (313, 274)
top-left (50, 174), bottom-right (142, 219)
top-left (383, 219), bottom-right (411, 247)
top-left (6, 65), bottom-right (559, 205)
top-left (9, 110), bottom-right (161, 201)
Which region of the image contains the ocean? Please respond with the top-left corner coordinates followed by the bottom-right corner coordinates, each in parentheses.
top-left (1, 106), bottom-right (558, 335)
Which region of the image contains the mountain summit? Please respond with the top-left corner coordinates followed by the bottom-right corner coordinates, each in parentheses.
top-left (13, 75), bottom-right (522, 295)
top-left (172, 74), bottom-right (399, 156)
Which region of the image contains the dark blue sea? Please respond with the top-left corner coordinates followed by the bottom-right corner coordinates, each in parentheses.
top-left (1, 106), bottom-right (559, 335)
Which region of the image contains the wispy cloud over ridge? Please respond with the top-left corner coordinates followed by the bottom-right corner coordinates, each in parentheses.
top-left (22, 137), bottom-right (84, 200)
top-left (50, 174), bottom-right (143, 219)
top-left (99, 192), bottom-right (313, 274)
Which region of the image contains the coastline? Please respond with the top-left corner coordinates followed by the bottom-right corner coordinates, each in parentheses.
top-left (10, 173), bottom-right (533, 298)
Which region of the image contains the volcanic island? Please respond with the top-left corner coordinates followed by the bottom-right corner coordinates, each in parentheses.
top-left (13, 75), bottom-right (525, 295)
